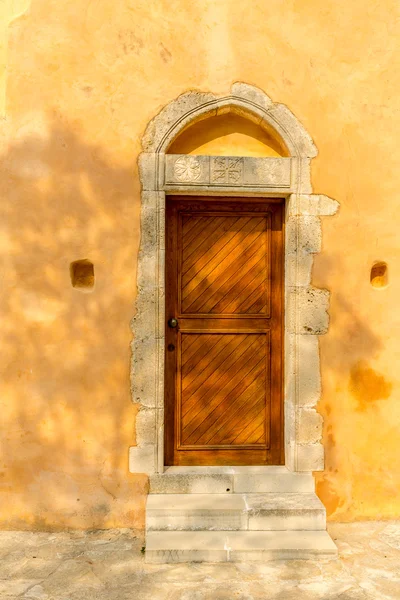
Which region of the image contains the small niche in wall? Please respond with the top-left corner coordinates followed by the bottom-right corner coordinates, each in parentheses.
top-left (370, 261), bottom-right (388, 289)
top-left (70, 259), bottom-right (95, 291)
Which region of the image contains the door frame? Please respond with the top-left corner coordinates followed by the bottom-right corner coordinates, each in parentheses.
top-left (165, 197), bottom-right (284, 466)
top-left (130, 83), bottom-right (339, 475)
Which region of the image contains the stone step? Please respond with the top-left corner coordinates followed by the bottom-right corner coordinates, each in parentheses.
top-left (146, 493), bottom-right (326, 531)
top-left (149, 466), bottom-right (315, 495)
top-left (145, 530), bottom-right (337, 563)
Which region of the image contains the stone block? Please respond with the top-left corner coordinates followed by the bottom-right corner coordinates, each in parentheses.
top-left (287, 194), bottom-right (313, 216)
top-left (164, 155), bottom-right (292, 189)
top-left (243, 157), bottom-right (291, 187)
top-left (231, 82), bottom-right (273, 111)
top-left (131, 337), bottom-right (157, 407)
top-left (298, 334), bottom-right (322, 407)
top-left (138, 153), bottom-right (157, 190)
top-left (288, 287), bottom-right (330, 335)
top-left (296, 443), bottom-right (325, 472)
top-left (228, 530), bottom-right (337, 562)
top-left (142, 91), bottom-right (218, 152)
top-left (141, 190), bottom-right (164, 211)
top-left (297, 408), bottom-right (323, 444)
top-left (286, 216), bottom-right (322, 256)
top-left (129, 445), bottom-right (155, 474)
top-left (246, 493), bottom-right (326, 531)
top-left (136, 408), bottom-right (156, 446)
top-left (137, 250), bottom-right (158, 291)
top-left (145, 531), bottom-right (227, 563)
top-left (233, 467), bottom-right (314, 493)
top-left (319, 194), bottom-right (340, 216)
top-left (285, 440), bottom-right (296, 473)
top-left (139, 205), bottom-right (158, 254)
top-left (267, 104), bottom-right (318, 158)
top-left (145, 531), bottom-right (337, 563)
top-left (288, 194), bottom-right (340, 216)
top-left (165, 154), bottom-right (210, 185)
top-left (146, 494), bottom-right (246, 531)
top-left (150, 473), bottom-right (234, 494)
top-left (286, 252), bottom-right (314, 287)
top-left (295, 158), bottom-right (313, 193)
top-left (215, 98), bottom-right (264, 124)
top-left (132, 304), bottom-right (157, 345)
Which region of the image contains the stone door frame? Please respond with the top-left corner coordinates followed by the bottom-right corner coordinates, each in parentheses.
top-left (129, 82), bottom-right (339, 475)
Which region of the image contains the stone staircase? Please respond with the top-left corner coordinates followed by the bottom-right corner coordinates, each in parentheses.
top-left (145, 467), bottom-right (337, 563)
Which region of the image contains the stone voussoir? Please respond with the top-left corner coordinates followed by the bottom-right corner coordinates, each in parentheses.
top-left (230, 82), bottom-right (274, 111)
top-left (142, 91), bottom-right (218, 152)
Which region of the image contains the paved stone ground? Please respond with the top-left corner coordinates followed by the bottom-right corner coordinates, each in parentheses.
top-left (1, 522), bottom-right (400, 599)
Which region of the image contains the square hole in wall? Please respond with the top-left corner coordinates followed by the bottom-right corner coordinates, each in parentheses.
top-left (70, 259), bottom-right (95, 291)
top-left (370, 262), bottom-right (388, 289)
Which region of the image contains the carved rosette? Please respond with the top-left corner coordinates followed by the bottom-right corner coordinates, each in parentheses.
top-left (174, 156), bottom-right (202, 182)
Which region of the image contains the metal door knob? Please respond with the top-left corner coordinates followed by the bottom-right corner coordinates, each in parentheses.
top-left (168, 317), bottom-right (178, 328)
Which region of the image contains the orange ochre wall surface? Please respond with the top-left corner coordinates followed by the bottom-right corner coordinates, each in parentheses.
top-left (1, 0), bottom-right (400, 530)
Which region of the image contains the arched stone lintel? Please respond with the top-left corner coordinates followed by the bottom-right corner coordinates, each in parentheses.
top-left (142, 82), bottom-right (318, 159)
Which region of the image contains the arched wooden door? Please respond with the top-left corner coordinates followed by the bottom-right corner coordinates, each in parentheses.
top-left (165, 196), bottom-right (284, 465)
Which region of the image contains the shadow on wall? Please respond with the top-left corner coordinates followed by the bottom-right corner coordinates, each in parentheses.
top-left (314, 254), bottom-right (395, 521)
top-left (0, 115), bottom-right (148, 531)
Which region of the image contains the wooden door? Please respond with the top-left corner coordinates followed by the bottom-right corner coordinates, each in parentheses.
top-left (165, 196), bottom-right (284, 466)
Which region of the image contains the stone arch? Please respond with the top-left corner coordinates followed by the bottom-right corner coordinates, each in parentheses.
top-left (130, 82), bottom-right (339, 476)
top-left (142, 82), bottom-right (317, 159)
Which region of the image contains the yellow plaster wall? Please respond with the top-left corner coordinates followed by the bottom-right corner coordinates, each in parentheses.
top-left (1, 0), bottom-right (400, 529)
top-left (168, 113), bottom-right (285, 157)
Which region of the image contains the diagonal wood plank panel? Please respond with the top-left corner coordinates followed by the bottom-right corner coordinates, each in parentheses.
top-left (180, 333), bottom-right (268, 447)
top-left (181, 214), bottom-right (270, 315)
top-left (165, 197), bottom-right (283, 466)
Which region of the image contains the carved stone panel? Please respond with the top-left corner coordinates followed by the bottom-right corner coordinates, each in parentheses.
top-left (164, 155), bottom-right (292, 189)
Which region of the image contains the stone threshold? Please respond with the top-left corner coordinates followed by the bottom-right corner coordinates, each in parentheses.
top-left (160, 466), bottom-right (293, 475)
top-left (149, 466), bottom-right (315, 494)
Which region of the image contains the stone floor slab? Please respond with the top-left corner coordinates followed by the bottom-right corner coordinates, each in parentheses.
top-left (0, 522), bottom-right (398, 599)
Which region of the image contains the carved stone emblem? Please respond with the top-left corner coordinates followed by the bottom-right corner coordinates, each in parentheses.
top-left (174, 156), bottom-right (201, 182)
top-left (211, 157), bottom-right (244, 184)
top-left (256, 159), bottom-right (290, 185)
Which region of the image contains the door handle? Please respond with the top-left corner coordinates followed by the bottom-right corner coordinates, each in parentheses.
top-left (168, 317), bottom-right (178, 328)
